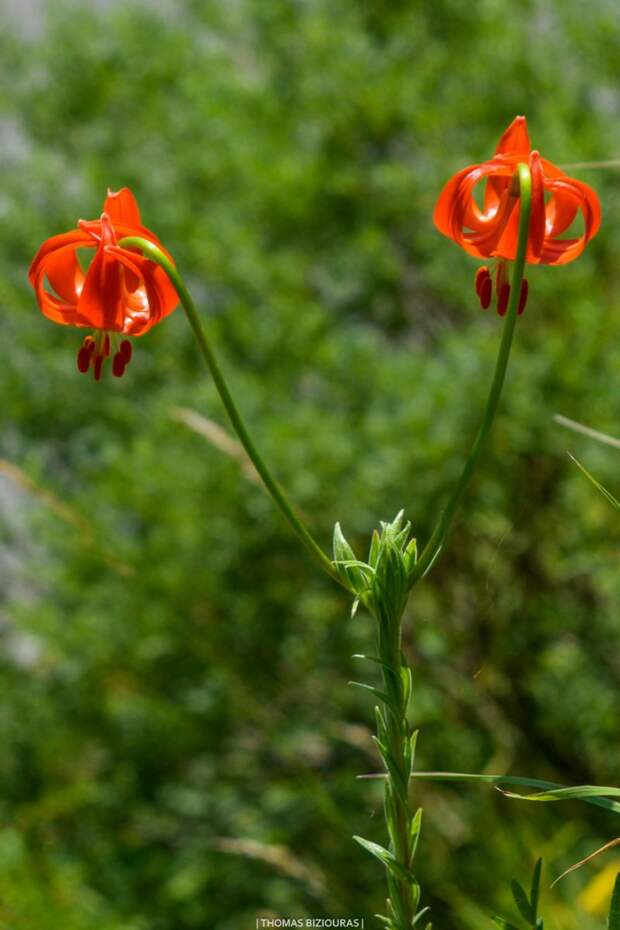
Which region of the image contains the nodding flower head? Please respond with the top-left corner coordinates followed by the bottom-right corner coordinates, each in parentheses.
top-left (29, 187), bottom-right (179, 379)
top-left (433, 116), bottom-right (601, 316)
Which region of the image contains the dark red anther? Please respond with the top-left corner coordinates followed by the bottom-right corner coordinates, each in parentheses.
top-left (112, 352), bottom-right (126, 378)
top-left (475, 266), bottom-right (490, 297)
top-left (518, 278), bottom-right (529, 315)
top-left (497, 283), bottom-right (511, 316)
top-left (479, 274), bottom-right (492, 309)
top-left (77, 346), bottom-right (91, 373)
top-left (120, 339), bottom-right (132, 363)
top-left (93, 356), bottom-right (103, 381)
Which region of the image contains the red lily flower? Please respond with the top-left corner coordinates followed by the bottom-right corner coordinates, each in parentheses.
top-left (29, 188), bottom-right (179, 379)
top-left (433, 116), bottom-right (601, 314)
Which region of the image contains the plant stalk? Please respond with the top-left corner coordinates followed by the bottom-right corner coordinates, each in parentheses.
top-left (409, 162), bottom-right (532, 588)
top-left (377, 597), bottom-right (418, 927)
top-left (118, 236), bottom-right (341, 586)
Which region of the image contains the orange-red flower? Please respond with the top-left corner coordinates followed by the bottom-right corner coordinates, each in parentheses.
top-left (29, 188), bottom-right (179, 379)
top-left (433, 116), bottom-right (601, 314)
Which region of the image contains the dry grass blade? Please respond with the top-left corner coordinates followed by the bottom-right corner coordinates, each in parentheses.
top-left (560, 159), bottom-right (620, 170)
top-left (0, 458), bottom-right (134, 577)
top-left (172, 407), bottom-right (260, 482)
top-left (551, 837), bottom-right (620, 887)
top-left (212, 837), bottom-right (325, 896)
top-left (0, 457), bottom-right (90, 531)
top-left (554, 414), bottom-right (620, 450)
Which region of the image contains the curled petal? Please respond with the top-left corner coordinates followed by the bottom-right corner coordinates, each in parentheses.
top-left (434, 163), bottom-right (513, 238)
top-left (29, 234), bottom-right (93, 327)
top-left (495, 115), bottom-right (531, 158)
top-left (39, 243), bottom-right (85, 304)
top-left (77, 243), bottom-right (124, 331)
top-left (33, 278), bottom-right (83, 327)
top-left (466, 187), bottom-right (519, 257)
top-left (109, 247), bottom-right (179, 335)
top-left (433, 116), bottom-right (601, 267)
top-left (526, 150), bottom-right (546, 260)
top-left (483, 174), bottom-right (511, 215)
top-left (435, 160), bottom-right (520, 259)
top-left (539, 155), bottom-right (569, 180)
top-left (493, 203), bottom-right (521, 261)
top-left (539, 176), bottom-right (601, 265)
top-left (104, 187), bottom-right (142, 227)
top-left (545, 188), bottom-right (579, 239)
top-left (29, 229), bottom-right (92, 285)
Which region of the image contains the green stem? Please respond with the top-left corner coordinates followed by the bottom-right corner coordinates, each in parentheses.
top-left (376, 599), bottom-right (419, 927)
top-left (409, 162), bottom-right (532, 588)
top-left (119, 236), bottom-right (341, 586)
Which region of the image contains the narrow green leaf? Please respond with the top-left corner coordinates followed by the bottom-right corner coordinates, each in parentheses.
top-left (608, 873), bottom-right (620, 930)
top-left (501, 785), bottom-right (620, 803)
top-left (409, 808), bottom-right (423, 864)
top-left (411, 881), bottom-right (421, 913)
top-left (333, 558), bottom-right (376, 575)
top-left (386, 892), bottom-right (398, 922)
top-left (373, 539), bottom-right (386, 568)
top-left (412, 908), bottom-right (430, 927)
top-left (332, 524), bottom-right (358, 590)
top-left (376, 703), bottom-right (389, 735)
top-left (530, 858), bottom-right (542, 918)
top-left (333, 558), bottom-right (376, 597)
top-left (386, 876), bottom-right (407, 928)
top-left (375, 705), bottom-right (388, 743)
top-left (404, 772), bottom-right (620, 817)
top-left (332, 525), bottom-right (374, 595)
top-left (384, 783), bottom-right (399, 852)
top-left (491, 919), bottom-right (521, 930)
top-left (569, 454), bottom-right (620, 510)
top-left (402, 738), bottom-right (412, 776)
top-left (373, 914), bottom-right (392, 928)
top-left (511, 880), bottom-right (533, 923)
top-left (333, 522), bottom-right (355, 560)
top-left (348, 681), bottom-right (402, 724)
top-left (372, 734), bottom-right (389, 757)
top-left (353, 836), bottom-right (413, 884)
top-left (393, 522), bottom-right (412, 551)
top-left (400, 663), bottom-right (413, 709)
top-left (380, 746), bottom-right (410, 809)
top-left (368, 529), bottom-right (381, 568)
top-left (352, 653), bottom-right (395, 673)
top-left (349, 680), bottom-right (391, 705)
top-left (410, 730), bottom-right (419, 765)
top-left (404, 536), bottom-right (418, 571)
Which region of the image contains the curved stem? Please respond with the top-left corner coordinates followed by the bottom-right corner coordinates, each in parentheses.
top-left (119, 236), bottom-right (341, 586)
top-left (409, 162), bottom-right (532, 588)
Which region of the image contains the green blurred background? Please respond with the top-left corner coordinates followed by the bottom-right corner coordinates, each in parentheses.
top-left (1, 0), bottom-right (619, 927)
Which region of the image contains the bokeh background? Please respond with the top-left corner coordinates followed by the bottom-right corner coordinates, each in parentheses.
top-left (1, 0), bottom-right (619, 927)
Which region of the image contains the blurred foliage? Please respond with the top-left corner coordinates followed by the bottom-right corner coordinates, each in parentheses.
top-left (1, 0), bottom-right (620, 928)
